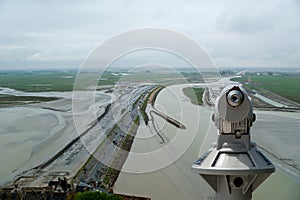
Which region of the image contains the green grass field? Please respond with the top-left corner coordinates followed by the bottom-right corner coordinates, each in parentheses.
top-left (231, 75), bottom-right (300, 103)
top-left (0, 94), bottom-right (59, 106)
top-left (182, 87), bottom-right (204, 105)
top-left (0, 70), bottom-right (204, 92)
top-left (0, 70), bottom-right (128, 92)
top-left (0, 70), bottom-right (77, 92)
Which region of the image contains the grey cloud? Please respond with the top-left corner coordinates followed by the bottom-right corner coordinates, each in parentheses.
top-left (0, 0), bottom-right (299, 68)
top-left (217, 12), bottom-right (275, 34)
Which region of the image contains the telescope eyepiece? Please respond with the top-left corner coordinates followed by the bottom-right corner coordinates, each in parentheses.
top-left (216, 85), bottom-right (252, 123)
top-left (227, 90), bottom-right (244, 107)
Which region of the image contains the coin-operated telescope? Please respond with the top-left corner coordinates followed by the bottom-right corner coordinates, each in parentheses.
top-left (192, 85), bottom-right (275, 200)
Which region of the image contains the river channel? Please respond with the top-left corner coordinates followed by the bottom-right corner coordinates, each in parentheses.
top-left (114, 84), bottom-right (300, 200)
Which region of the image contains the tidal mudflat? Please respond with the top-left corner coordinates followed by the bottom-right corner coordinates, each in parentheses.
top-left (0, 91), bottom-right (111, 183)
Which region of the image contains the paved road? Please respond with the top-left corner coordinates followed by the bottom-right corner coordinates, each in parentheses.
top-left (79, 85), bottom-right (155, 183)
top-left (13, 83), bottom-right (154, 187)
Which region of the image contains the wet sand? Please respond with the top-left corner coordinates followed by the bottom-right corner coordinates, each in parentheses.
top-left (252, 111), bottom-right (300, 174)
top-left (114, 84), bottom-right (300, 200)
top-left (0, 92), bottom-right (111, 184)
top-left (0, 107), bottom-right (63, 180)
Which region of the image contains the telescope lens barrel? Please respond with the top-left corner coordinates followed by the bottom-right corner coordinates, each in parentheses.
top-left (227, 90), bottom-right (244, 107)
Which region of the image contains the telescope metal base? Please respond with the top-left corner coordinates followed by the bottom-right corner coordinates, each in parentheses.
top-left (192, 142), bottom-right (275, 200)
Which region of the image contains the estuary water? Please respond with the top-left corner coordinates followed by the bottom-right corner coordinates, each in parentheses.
top-left (114, 84), bottom-right (300, 200)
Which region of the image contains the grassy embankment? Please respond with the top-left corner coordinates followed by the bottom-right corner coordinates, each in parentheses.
top-left (149, 86), bottom-right (165, 106)
top-left (231, 75), bottom-right (300, 104)
top-left (139, 92), bottom-right (151, 125)
top-left (139, 85), bottom-right (165, 125)
top-left (182, 87), bottom-right (204, 105)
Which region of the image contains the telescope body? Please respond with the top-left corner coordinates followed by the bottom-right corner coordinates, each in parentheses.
top-left (192, 85), bottom-right (275, 200)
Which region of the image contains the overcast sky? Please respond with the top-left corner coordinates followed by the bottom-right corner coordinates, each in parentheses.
top-left (0, 0), bottom-right (300, 69)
